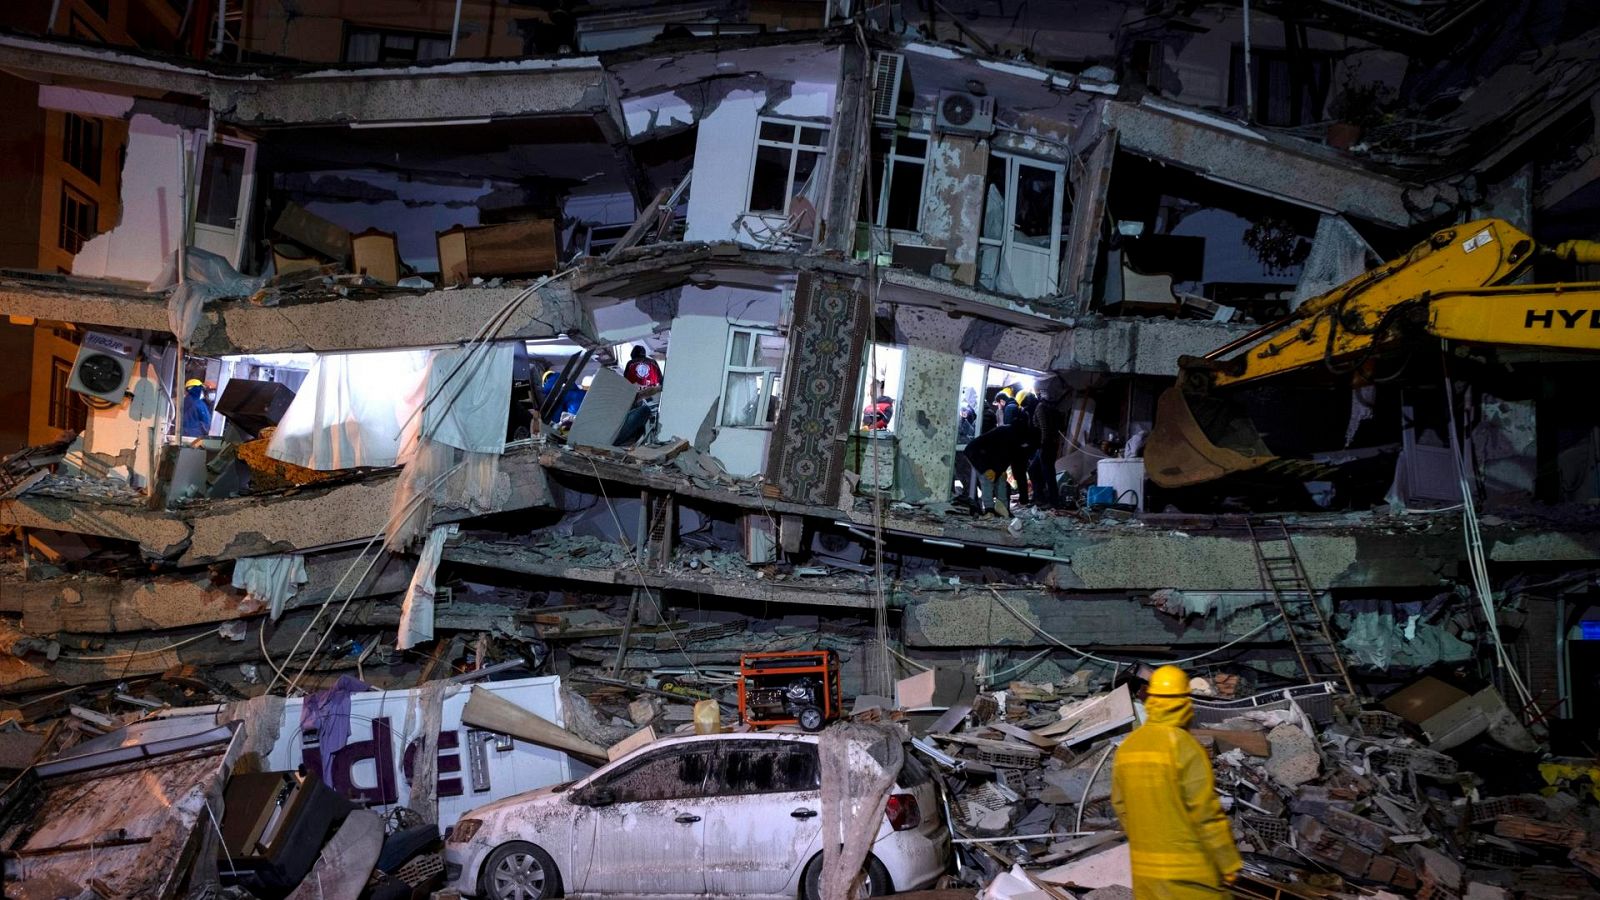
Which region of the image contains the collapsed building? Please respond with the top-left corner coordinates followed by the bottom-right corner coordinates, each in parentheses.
top-left (0, 0), bottom-right (1598, 894)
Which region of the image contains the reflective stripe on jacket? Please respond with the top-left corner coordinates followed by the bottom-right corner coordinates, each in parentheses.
top-left (1110, 695), bottom-right (1243, 884)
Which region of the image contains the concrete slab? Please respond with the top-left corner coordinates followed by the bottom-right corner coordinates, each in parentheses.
top-left (567, 367), bottom-right (636, 450)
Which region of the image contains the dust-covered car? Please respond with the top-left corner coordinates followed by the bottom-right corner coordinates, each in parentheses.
top-left (443, 731), bottom-right (951, 900)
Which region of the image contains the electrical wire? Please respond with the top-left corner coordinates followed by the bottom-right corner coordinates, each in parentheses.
top-left (1441, 347), bottom-right (1534, 711)
top-left (584, 456), bottom-right (705, 682)
top-left (59, 630), bottom-right (215, 661)
top-left (266, 461), bottom-right (464, 695)
top-left (987, 586), bottom-right (1286, 668)
top-left (1075, 741), bottom-right (1117, 832)
top-left (267, 267), bottom-right (583, 695)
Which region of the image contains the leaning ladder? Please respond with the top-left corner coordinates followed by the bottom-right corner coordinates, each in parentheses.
top-left (1246, 517), bottom-right (1357, 696)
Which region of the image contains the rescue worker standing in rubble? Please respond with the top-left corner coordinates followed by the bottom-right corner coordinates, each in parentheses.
top-left (1112, 665), bottom-right (1243, 900)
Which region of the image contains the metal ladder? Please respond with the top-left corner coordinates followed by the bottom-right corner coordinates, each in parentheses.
top-left (1246, 517), bottom-right (1357, 696)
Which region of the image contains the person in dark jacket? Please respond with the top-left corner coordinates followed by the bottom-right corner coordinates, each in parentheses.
top-left (964, 422), bottom-right (1036, 517)
top-left (993, 386), bottom-right (1020, 426)
top-left (1028, 391), bottom-right (1063, 508)
top-left (1011, 391), bottom-right (1040, 506)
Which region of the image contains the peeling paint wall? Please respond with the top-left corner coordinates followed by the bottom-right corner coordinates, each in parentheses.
top-left (654, 286), bottom-right (784, 477)
top-left (682, 80), bottom-right (837, 246)
top-left (920, 135), bottom-right (988, 284)
top-left (894, 344), bottom-right (963, 502)
top-left (70, 114), bottom-right (184, 284)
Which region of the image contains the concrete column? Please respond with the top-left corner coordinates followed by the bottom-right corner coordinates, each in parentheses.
top-left (818, 41), bottom-right (869, 254)
top-left (894, 344), bottom-right (964, 503)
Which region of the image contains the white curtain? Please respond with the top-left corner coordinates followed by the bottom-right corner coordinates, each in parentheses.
top-left (421, 344), bottom-right (514, 454)
top-left (397, 524), bottom-right (455, 651)
top-left (267, 350), bottom-right (430, 470)
top-left (386, 342), bottom-right (515, 549)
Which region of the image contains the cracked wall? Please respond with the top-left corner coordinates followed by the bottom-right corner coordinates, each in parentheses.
top-left (895, 343), bottom-right (963, 503)
top-left (921, 134), bottom-right (988, 284)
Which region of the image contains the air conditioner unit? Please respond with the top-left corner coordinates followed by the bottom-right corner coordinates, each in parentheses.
top-left (68, 331), bottom-right (142, 404)
top-left (871, 52), bottom-right (905, 127)
top-left (934, 89), bottom-right (995, 136)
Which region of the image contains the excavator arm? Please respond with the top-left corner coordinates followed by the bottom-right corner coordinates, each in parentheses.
top-left (1147, 219), bottom-right (1600, 488)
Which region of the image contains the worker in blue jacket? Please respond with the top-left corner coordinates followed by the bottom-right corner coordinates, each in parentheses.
top-left (182, 379), bottom-right (212, 438)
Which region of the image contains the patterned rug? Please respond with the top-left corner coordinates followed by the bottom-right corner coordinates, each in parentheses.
top-left (764, 272), bottom-right (868, 506)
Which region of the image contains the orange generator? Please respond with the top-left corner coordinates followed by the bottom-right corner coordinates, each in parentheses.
top-left (737, 650), bottom-right (841, 731)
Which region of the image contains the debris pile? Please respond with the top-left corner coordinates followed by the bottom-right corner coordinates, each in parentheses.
top-left (923, 673), bottom-right (1600, 900)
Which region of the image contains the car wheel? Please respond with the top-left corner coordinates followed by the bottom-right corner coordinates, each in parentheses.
top-left (480, 841), bottom-right (560, 900)
top-left (801, 853), bottom-right (890, 900)
top-left (798, 706), bottom-right (826, 732)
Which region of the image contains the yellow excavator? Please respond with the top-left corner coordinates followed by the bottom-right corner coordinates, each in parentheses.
top-left (1147, 218), bottom-right (1600, 488)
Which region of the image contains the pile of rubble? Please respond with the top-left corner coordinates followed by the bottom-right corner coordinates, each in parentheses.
top-left (916, 671), bottom-right (1600, 900)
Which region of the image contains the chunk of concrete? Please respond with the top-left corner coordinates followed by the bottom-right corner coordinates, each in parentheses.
top-left (566, 367), bottom-right (636, 449)
top-left (1266, 723), bottom-right (1321, 787)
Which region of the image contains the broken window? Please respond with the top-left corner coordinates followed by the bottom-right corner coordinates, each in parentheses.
top-left (196, 142), bottom-right (247, 229)
top-left (343, 26), bottom-right (452, 64)
top-left (721, 327), bottom-right (785, 428)
top-left (596, 745), bottom-right (717, 803)
top-left (867, 131), bottom-right (928, 232)
top-left (1228, 47), bottom-right (1332, 127)
top-left (193, 138), bottom-right (254, 267)
top-left (858, 343), bottom-right (904, 434)
top-left (978, 153), bottom-right (1067, 299)
top-left (62, 113), bottom-right (102, 184)
top-left (712, 741), bottom-right (820, 795)
top-left (57, 184), bottom-right (97, 255)
top-left (47, 357), bottom-right (86, 432)
top-left (747, 119), bottom-right (829, 216)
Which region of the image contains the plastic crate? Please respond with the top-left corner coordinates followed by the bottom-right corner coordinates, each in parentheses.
top-left (1240, 814), bottom-right (1291, 846)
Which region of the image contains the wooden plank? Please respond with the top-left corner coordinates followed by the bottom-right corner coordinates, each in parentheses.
top-left (603, 187), bottom-right (671, 261)
top-left (462, 685), bottom-right (608, 763)
top-left (990, 721), bottom-right (1059, 750)
top-left (1190, 728), bottom-right (1271, 757)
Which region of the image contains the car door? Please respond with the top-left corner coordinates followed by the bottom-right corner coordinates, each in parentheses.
top-left (702, 739), bottom-right (824, 896)
top-left (569, 742), bottom-right (717, 896)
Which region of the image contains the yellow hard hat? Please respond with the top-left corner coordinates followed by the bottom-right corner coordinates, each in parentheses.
top-left (1015, 389), bottom-right (1034, 406)
top-left (1148, 665), bottom-right (1190, 697)
top-left (998, 386), bottom-right (1016, 399)
top-left (184, 378), bottom-right (205, 390)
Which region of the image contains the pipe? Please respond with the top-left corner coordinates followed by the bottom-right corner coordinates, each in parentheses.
top-left (213, 0), bottom-right (225, 57)
top-left (45, 0), bottom-right (63, 34)
top-left (1556, 594), bottom-right (1569, 718)
top-left (449, 0), bottom-right (465, 57)
top-left (1241, 0), bottom-right (1254, 123)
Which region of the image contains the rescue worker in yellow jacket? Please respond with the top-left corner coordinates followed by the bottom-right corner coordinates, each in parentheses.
top-left (1111, 665), bottom-right (1243, 900)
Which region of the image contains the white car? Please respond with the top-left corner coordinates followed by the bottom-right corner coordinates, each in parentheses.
top-left (444, 731), bottom-right (952, 900)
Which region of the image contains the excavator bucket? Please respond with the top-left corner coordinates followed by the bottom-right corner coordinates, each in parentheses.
top-left (1146, 385), bottom-right (1279, 488)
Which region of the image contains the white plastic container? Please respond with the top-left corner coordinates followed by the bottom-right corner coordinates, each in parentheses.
top-left (1096, 457), bottom-right (1146, 511)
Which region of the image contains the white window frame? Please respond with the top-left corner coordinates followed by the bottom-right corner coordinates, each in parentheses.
top-left (720, 326), bottom-right (784, 429)
top-left (873, 130), bottom-right (931, 231)
top-left (977, 151), bottom-right (1066, 298)
top-left (745, 117), bottom-right (830, 217)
